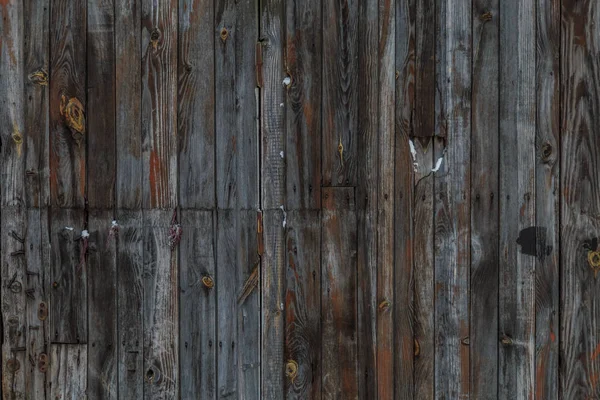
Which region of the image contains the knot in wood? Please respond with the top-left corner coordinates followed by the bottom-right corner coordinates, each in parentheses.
top-left (541, 142), bottom-right (553, 162)
top-left (378, 299), bottom-right (391, 311)
top-left (60, 95), bottom-right (85, 142)
top-left (461, 336), bottom-right (470, 345)
top-left (285, 360), bottom-right (298, 383)
top-left (480, 11), bottom-right (492, 21)
top-left (28, 69), bottom-right (48, 86)
top-left (150, 28), bottom-right (161, 49)
top-left (220, 27), bottom-right (229, 42)
top-left (588, 251), bottom-right (600, 278)
top-left (202, 275), bottom-right (215, 289)
top-left (500, 335), bottom-right (513, 346)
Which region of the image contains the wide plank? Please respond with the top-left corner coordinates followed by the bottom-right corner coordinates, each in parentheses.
top-left (49, 344), bottom-right (87, 399)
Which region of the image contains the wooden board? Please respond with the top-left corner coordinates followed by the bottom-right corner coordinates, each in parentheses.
top-left (49, 344), bottom-right (87, 399)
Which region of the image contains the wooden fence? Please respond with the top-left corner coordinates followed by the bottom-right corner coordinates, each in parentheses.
top-left (0, 0), bottom-right (598, 398)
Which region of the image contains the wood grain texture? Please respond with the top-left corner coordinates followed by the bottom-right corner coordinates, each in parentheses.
top-left (115, 0), bottom-right (142, 209)
top-left (116, 210), bottom-right (144, 399)
top-left (179, 0), bottom-right (215, 209)
top-left (560, 1), bottom-right (600, 398)
top-left (322, 0), bottom-right (358, 187)
top-left (141, 0), bottom-right (177, 209)
top-left (180, 210), bottom-right (216, 399)
top-left (471, 1), bottom-right (499, 398)
top-left (321, 187), bottom-right (358, 400)
top-left (49, 208), bottom-right (87, 343)
top-left (498, 0), bottom-right (536, 398)
top-left (285, 0), bottom-right (322, 210)
top-left (87, 210), bottom-right (117, 399)
top-left (284, 210), bottom-right (321, 399)
top-left (49, 344), bottom-right (87, 399)
top-left (142, 210), bottom-right (178, 398)
top-left (49, 0), bottom-right (86, 208)
top-left (535, 0), bottom-right (560, 398)
top-left (433, 0), bottom-right (471, 397)
top-left (414, 0), bottom-right (434, 138)
top-left (356, 0), bottom-right (378, 397)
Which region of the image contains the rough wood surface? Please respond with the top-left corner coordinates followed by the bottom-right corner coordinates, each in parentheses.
top-left (49, 344), bottom-right (87, 399)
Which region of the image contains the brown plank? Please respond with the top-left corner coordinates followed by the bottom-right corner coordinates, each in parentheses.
top-left (87, 211), bottom-right (117, 399)
top-left (180, 210), bottom-right (216, 399)
top-left (414, 0), bottom-right (434, 138)
top-left (322, 0), bottom-right (358, 187)
top-left (560, 1), bottom-right (600, 398)
top-left (49, 0), bottom-right (86, 208)
top-left (115, 0), bottom-right (142, 209)
top-left (49, 344), bottom-right (87, 398)
top-left (49, 208), bottom-right (87, 343)
top-left (498, 0), bottom-right (536, 398)
top-left (535, 0), bottom-right (560, 398)
top-left (470, 1), bottom-right (499, 398)
top-left (141, 0), bottom-right (177, 209)
top-left (433, 0), bottom-right (471, 396)
top-left (284, 210), bottom-right (321, 399)
top-left (321, 187), bottom-right (358, 399)
top-left (285, 0), bottom-right (322, 209)
top-left (394, 0), bottom-right (416, 397)
top-left (179, 0), bottom-right (215, 209)
top-left (116, 210), bottom-right (144, 399)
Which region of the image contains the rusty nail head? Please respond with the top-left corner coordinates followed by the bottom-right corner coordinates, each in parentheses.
top-left (38, 302), bottom-right (48, 321)
top-left (6, 358), bottom-right (20, 372)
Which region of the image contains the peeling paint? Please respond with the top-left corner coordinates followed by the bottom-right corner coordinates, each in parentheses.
top-left (280, 205), bottom-right (287, 228)
top-left (432, 156), bottom-right (444, 172)
top-left (408, 139), bottom-right (418, 171)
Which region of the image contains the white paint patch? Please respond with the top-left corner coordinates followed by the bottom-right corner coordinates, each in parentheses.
top-left (280, 205), bottom-right (287, 228)
top-left (408, 139), bottom-right (419, 171)
top-left (64, 226), bottom-right (74, 231)
top-left (280, 151), bottom-right (284, 158)
top-left (432, 156), bottom-right (444, 172)
top-left (81, 230), bottom-right (90, 238)
top-left (279, 103), bottom-right (284, 107)
top-left (111, 220), bottom-right (118, 227)
top-left (282, 76), bottom-right (291, 86)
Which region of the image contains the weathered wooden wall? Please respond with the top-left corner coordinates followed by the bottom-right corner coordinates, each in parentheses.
top-left (1, 0), bottom-right (599, 399)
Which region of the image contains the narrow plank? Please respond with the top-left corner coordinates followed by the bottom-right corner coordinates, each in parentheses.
top-left (394, 0), bottom-right (416, 397)
top-left (356, 0), bottom-right (378, 397)
top-left (180, 210), bottom-right (216, 399)
top-left (284, 210), bottom-right (321, 399)
top-left (24, 0), bottom-right (50, 209)
top-left (498, 0), bottom-right (536, 398)
top-left (25, 208), bottom-right (49, 400)
top-left (535, 0), bottom-right (560, 398)
top-left (560, 1), bottom-right (600, 398)
top-left (285, 0), bottom-right (322, 209)
top-left (321, 187), bottom-right (358, 399)
top-left (179, 0), bottom-right (215, 209)
top-left (49, 344), bottom-right (87, 399)
top-left (49, 0), bottom-right (86, 208)
top-left (471, 1), bottom-right (499, 398)
top-left (1, 207), bottom-right (27, 399)
top-left (116, 210), bottom-right (144, 399)
top-left (87, 211), bottom-right (117, 399)
top-left (142, 210), bottom-right (178, 398)
top-left (261, 210), bottom-right (285, 399)
top-left (433, 0), bottom-right (471, 396)
top-left (87, 0), bottom-right (116, 209)
top-left (49, 208), bottom-right (87, 343)
top-left (414, 0), bottom-right (434, 138)
top-left (115, 0), bottom-right (142, 209)
top-left (141, 0), bottom-right (178, 209)
top-left (260, 0), bottom-right (286, 209)
top-left (322, 0), bottom-right (358, 187)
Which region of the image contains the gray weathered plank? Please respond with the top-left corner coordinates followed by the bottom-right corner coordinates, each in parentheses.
top-left (49, 344), bottom-right (87, 399)
top-left (87, 211), bottom-right (117, 399)
top-left (180, 210), bottom-right (216, 399)
top-left (433, 0), bottom-right (471, 397)
top-left (321, 187), bottom-right (358, 399)
top-left (470, 1), bottom-right (499, 398)
top-left (179, 0), bottom-right (215, 209)
top-left (284, 210), bottom-right (321, 399)
top-left (498, 0), bottom-right (536, 398)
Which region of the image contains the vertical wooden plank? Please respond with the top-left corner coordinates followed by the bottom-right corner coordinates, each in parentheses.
top-left (560, 1), bottom-right (600, 399)
top-left (356, 0), bottom-right (378, 397)
top-left (49, 344), bottom-right (87, 399)
top-left (284, 210), bottom-right (321, 399)
top-left (87, 0), bottom-right (116, 209)
top-left (394, 0), bottom-right (416, 397)
top-left (115, 0), bottom-right (142, 209)
top-left (116, 210), bottom-right (144, 399)
top-left (377, 1), bottom-right (395, 398)
top-left (141, 0), bottom-right (177, 209)
top-left (414, 0), bottom-right (435, 139)
top-left (322, 0), bottom-right (358, 187)
top-left (434, 0), bottom-right (471, 397)
top-left (471, 0), bottom-right (499, 398)
top-left (321, 187), bottom-right (358, 399)
top-left (24, 0), bottom-right (50, 209)
top-left (25, 209), bottom-right (49, 400)
top-left (49, 0), bottom-right (86, 208)
top-left (179, 210), bottom-right (216, 399)
top-left (285, 0), bottom-right (322, 209)
top-left (498, 0), bottom-right (536, 398)
top-left (87, 211), bottom-right (117, 399)
top-left (535, 0), bottom-right (560, 398)
top-left (142, 210), bottom-right (178, 399)
top-left (179, 0), bottom-right (215, 209)
top-left (49, 209), bottom-right (87, 343)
